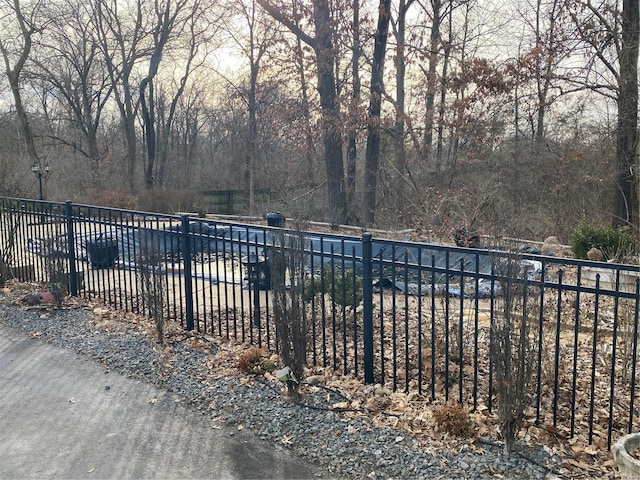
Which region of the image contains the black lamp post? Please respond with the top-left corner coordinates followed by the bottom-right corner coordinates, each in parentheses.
top-left (31, 161), bottom-right (50, 223)
top-left (31, 161), bottom-right (51, 201)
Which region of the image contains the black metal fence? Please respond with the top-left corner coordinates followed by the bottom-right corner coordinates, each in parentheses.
top-left (1, 197), bottom-right (638, 449)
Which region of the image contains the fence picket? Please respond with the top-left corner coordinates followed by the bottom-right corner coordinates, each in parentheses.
top-left (1, 197), bottom-right (639, 449)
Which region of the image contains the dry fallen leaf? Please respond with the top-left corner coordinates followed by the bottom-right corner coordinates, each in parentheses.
top-left (0, 275), bottom-right (624, 480)
top-left (584, 445), bottom-right (598, 456)
top-left (570, 445), bottom-right (585, 456)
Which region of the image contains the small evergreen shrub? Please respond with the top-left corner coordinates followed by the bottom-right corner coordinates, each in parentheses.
top-left (304, 266), bottom-right (363, 306)
top-left (571, 219), bottom-right (635, 261)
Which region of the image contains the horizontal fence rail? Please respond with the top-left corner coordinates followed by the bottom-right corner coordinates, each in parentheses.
top-left (0, 197), bottom-right (638, 450)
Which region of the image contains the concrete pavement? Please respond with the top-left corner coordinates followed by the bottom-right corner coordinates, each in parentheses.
top-left (0, 322), bottom-right (327, 479)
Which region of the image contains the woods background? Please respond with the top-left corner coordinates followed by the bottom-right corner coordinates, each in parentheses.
top-left (0, 0), bottom-right (637, 243)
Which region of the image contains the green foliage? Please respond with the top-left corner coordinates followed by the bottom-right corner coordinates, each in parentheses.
top-left (570, 219), bottom-right (636, 261)
top-left (304, 266), bottom-right (363, 306)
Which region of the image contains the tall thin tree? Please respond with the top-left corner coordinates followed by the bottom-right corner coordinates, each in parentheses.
top-left (0, 0), bottom-right (43, 169)
top-left (362, 0), bottom-right (392, 226)
top-left (258, 0), bottom-right (348, 225)
top-left (613, 0), bottom-right (639, 229)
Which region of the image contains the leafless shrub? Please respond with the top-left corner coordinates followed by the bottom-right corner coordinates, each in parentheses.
top-left (609, 297), bottom-right (636, 385)
top-left (136, 239), bottom-right (166, 345)
top-left (270, 225), bottom-right (308, 400)
top-left (137, 189), bottom-right (197, 214)
top-left (0, 209), bottom-right (21, 287)
top-left (85, 189), bottom-right (137, 209)
top-left (490, 250), bottom-right (539, 459)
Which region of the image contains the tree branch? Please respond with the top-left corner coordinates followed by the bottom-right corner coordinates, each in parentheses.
top-left (256, 0), bottom-right (316, 48)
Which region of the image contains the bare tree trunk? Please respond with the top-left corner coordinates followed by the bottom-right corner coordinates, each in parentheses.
top-left (0, 0), bottom-right (41, 167)
top-left (313, 0), bottom-right (348, 225)
top-left (246, 61), bottom-right (258, 214)
top-left (141, 78), bottom-right (157, 190)
top-left (95, 0), bottom-right (141, 195)
top-left (140, 0), bottom-right (187, 191)
top-left (345, 0), bottom-right (361, 220)
top-left (156, 16), bottom-right (201, 190)
top-left (534, 0), bottom-right (561, 144)
top-left (392, 0), bottom-right (415, 215)
top-left (294, 34), bottom-right (317, 177)
top-left (613, 0), bottom-right (639, 230)
top-left (362, 0), bottom-right (392, 227)
top-left (436, 2), bottom-right (452, 165)
top-left (235, 0), bottom-right (273, 215)
top-left (422, 0), bottom-right (442, 164)
top-left (257, 0), bottom-right (348, 225)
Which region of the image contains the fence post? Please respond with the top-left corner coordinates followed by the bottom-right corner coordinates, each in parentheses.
top-left (65, 201), bottom-right (78, 296)
top-left (362, 233), bottom-right (374, 384)
top-left (181, 215), bottom-right (195, 331)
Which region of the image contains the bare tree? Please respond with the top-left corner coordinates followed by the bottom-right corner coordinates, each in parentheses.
top-left (225, 0), bottom-right (279, 214)
top-left (491, 251), bottom-right (539, 459)
top-left (362, 0), bottom-right (392, 226)
top-left (421, 0), bottom-right (443, 164)
top-left (0, 0), bottom-right (44, 168)
top-left (157, 85), bottom-right (206, 187)
top-left (567, 0), bottom-right (639, 230)
top-left (508, 0), bottom-right (573, 143)
top-left (93, 0), bottom-right (148, 193)
top-left (155, 73), bottom-right (201, 188)
top-left (257, 0), bottom-right (348, 225)
top-left (390, 0), bottom-right (416, 212)
top-left (271, 228), bottom-right (308, 400)
top-left (139, 0), bottom-right (195, 191)
top-left (614, 0), bottom-right (639, 230)
top-left (31, 0), bottom-right (114, 189)
top-left (345, 0), bottom-right (361, 216)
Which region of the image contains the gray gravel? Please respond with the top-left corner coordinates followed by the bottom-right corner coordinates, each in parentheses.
top-left (0, 302), bottom-right (562, 479)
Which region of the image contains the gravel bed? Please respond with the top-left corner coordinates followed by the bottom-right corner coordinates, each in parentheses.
top-left (0, 302), bottom-right (562, 479)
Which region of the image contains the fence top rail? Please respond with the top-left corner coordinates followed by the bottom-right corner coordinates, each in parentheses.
top-left (2, 197), bottom-right (179, 222)
top-left (5, 197), bottom-right (640, 282)
top-left (374, 236), bottom-right (640, 271)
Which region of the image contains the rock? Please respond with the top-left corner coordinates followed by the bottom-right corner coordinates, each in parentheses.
top-left (304, 375), bottom-right (325, 386)
top-left (407, 392), bottom-right (420, 402)
top-left (587, 247), bottom-right (604, 261)
top-left (374, 385), bottom-right (389, 396)
top-left (0, 300), bottom-right (556, 480)
top-left (93, 307), bottom-right (110, 317)
top-left (23, 293), bottom-right (41, 306)
top-left (542, 236), bottom-right (562, 256)
top-left (38, 291), bottom-right (57, 304)
top-left (23, 291), bottom-right (57, 305)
